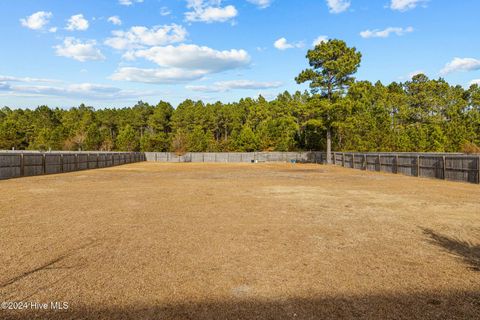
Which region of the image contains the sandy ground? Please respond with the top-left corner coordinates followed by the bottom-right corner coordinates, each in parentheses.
top-left (0, 162), bottom-right (479, 320)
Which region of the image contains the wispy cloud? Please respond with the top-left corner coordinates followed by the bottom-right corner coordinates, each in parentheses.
top-left (105, 24), bottom-right (187, 50)
top-left (185, 0), bottom-right (238, 23)
top-left (119, 0), bottom-right (144, 6)
top-left (247, 0), bottom-right (273, 9)
top-left (326, 0), bottom-right (350, 14)
top-left (440, 58), bottom-right (480, 75)
top-left (274, 37), bottom-right (304, 50)
top-left (187, 80), bottom-right (283, 92)
top-left (0, 76), bottom-right (155, 101)
top-left (360, 26), bottom-right (414, 38)
top-left (160, 7), bottom-right (172, 16)
top-left (107, 16), bottom-right (122, 26)
top-left (312, 35), bottom-right (328, 46)
top-left (0, 75), bottom-right (60, 83)
top-left (390, 0), bottom-right (428, 12)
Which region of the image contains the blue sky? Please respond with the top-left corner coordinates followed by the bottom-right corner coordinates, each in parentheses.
top-left (0, 0), bottom-right (479, 108)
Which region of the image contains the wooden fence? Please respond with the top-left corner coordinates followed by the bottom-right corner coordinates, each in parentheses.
top-left (0, 151), bottom-right (145, 180)
top-left (331, 152), bottom-right (480, 184)
top-left (2, 150), bottom-right (478, 184)
top-left (145, 152), bottom-right (325, 164)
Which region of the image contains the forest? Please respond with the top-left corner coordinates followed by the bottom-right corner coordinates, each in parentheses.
top-left (1, 75), bottom-right (479, 153)
top-left (1, 40), bottom-right (480, 154)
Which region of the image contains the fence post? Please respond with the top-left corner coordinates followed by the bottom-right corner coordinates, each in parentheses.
top-left (20, 153), bottom-right (25, 176)
top-left (75, 153), bottom-right (78, 171)
top-left (42, 153), bottom-right (46, 174)
top-left (377, 154), bottom-right (381, 171)
top-left (60, 154), bottom-right (64, 173)
top-left (395, 154), bottom-right (398, 174)
top-left (416, 155), bottom-right (420, 177)
top-left (333, 152), bottom-right (336, 165)
top-left (352, 153), bottom-right (355, 169)
top-left (478, 156), bottom-right (480, 184)
top-left (342, 153), bottom-right (345, 167)
top-left (442, 156), bottom-right (446, 180)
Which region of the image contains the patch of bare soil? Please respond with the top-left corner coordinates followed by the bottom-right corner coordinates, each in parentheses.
top-left (0, 163), bottom-right (479, 319)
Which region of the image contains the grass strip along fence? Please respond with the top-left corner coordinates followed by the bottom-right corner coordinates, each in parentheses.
top-left (331, 152), bottom-right (480, 184)
top-left (0, 151), bottom-right (145, 180)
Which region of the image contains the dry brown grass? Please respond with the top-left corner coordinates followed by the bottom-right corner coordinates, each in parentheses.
top-left (0, 163), bottom-right (479, 319)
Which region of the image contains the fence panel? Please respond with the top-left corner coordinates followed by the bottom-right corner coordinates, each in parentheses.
top-left (63, 154), bottom-right (77, 172)
top-left (0, 151), bottom-right (144, 180)
top-left (0, 154), bottom-right (21, 179)
top-left (380, 155), bottom-right (395, 174)
top-left (144, 152), bottom-right (327, 164)
top-left (445, 156), bottom-right (479, 183)
top-left (45, 154), bottom-right (63, 174)
top-left (331, 152), bottom-right (479, 184)
top-left (23, 154), bottom-right (44, 176)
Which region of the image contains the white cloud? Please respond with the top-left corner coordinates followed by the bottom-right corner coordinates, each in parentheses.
top-left (187, 80), bottom-right (283, 92)
top-left (0, 82), bottom-right (10, 91)
top-left (49, 27), bottom-right (58, 33)
top-left (360, 26), bottom-right (414, 38)
top-left (390, 0), bottom-right (427, 12)
top-left (119, 0), bottom-right (144, 6)
top-left (440, 58), bottom-right (480, 75)
top-left (312, 35), bottom-right (328, 46)
top-left (470, 79), bottom-right (480, 86)
top-left (274, 37), bottom-right (304, 50)
top-left (0, 75), bottom-right (59, 83)
top-left (112, 44), bottom-right (251, 84)
top-left (20, 11), bottom-right (53, 30)
top-left (66, 14), bottom-right (89, 31)
top-left (409, 70), bottom-right (425, 78)
top-left (0, 77), bottom-right (153, 100)
top-left (108, 16), bottom-right (122, 26)
top-left (126, 44), bottom-right (251, 72)
top-left (111, 67), bottom-right (208, 83)
top-left (160, 7), bottom-right (172, 16)
top-left (326, 0), bottom-right (350, 14)
top-left (247, 0), bottom-right (273, 9)
top-left (185, 0), bottom-right (238, 23)
top-left (54, 38), bottom-right (105, 62)
top-left (105, 24), bottom-right (187, 50)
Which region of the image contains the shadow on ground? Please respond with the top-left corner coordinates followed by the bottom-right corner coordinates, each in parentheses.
top-left (423, 228), bottom-right (480, 272)
top-left (1, 291), bottom-right (479, 320)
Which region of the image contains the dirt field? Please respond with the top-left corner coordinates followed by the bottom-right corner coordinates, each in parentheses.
top-left (0, 163), bottom-right (479, 319)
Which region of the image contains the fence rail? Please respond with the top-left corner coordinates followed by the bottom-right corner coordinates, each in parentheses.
top-left (0, 151), bottom-right (145, 180)
top-left (331, 152), bottom-right (480, 184)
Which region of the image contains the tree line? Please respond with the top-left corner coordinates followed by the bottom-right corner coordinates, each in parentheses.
top-left (1, 40), bottom-right (479, 154)
top-left (1, 77), bottom-right (479, 153)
